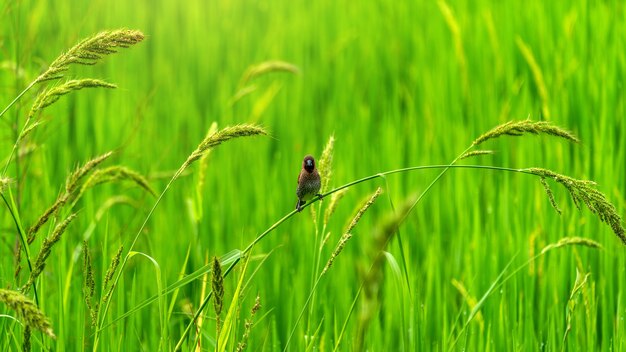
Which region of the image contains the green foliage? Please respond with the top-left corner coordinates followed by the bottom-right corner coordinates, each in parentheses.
top-left (1, 1), bottom-right (625, 351)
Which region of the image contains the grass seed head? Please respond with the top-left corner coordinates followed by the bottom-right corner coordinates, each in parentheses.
top-left (30, 79), bottom-right (116, 117)
top-left (322, 187), bottom-right (383, 275)
top-left (211, 256), bottom-right (224, 317)
top-left (28, 152), bottom-right (112, 241)
top-left (319, 134), bottom-right (335, 193)
top-left (103, 245), bottom-right (124, 303)
top-left (24, 214), bottom-right (78, 292)
top-left (182, 124), bottom-right (267, 173)
top-left (77, 166), bottom-right (156, 200)
top-left (36, 29), bottom-right (145, 83)
top-left (239, 60), bottom-right (300, 86)
top-left (472, 119), bottom-right (579, 146)
top-left (459, 150), bottom-right (495, 160)
top-left (540, 177), bottom-right (562, 215)
top-left (0, 289), bottom-right (56, 338)
top-left (528, 168), bottom-right (625, 245)
top-left (323, 188), bottom-right (348, 226)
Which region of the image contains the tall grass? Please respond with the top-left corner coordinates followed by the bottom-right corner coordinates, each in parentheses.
top-left (1, 0), bottom-right (625, 351)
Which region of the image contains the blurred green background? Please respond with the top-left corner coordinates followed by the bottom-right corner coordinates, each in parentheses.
top-left (1, 0), bottom-right (625, 350)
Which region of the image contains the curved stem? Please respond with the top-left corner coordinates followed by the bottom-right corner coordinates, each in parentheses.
top-left (244, 164), bottom-right (530, 253)
top-left (173, 163), bottom-right (535, 348)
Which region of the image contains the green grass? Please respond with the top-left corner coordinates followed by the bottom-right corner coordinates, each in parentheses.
top-left (1, 0), bottom-right (626, 350)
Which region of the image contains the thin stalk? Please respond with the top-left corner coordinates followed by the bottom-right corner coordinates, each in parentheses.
top-left (0, 81), bottom-right (36, 121)
top-left (173, 258), bottom-right (240, 351)
top-left (1, 191), bottom-right (39, 306)
top-left (243, 164), bottom-right (531, 253)
top-left (94, 166), bottom-right (185, 351)
top-left (173, 163), bottom-right (534, 349)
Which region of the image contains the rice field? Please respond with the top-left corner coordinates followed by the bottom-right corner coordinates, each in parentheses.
top-left (1, 0), bottom-right (625, 350)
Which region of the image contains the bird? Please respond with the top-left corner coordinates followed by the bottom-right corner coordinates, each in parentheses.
top-left (296, 155), bottom-right (322, 212)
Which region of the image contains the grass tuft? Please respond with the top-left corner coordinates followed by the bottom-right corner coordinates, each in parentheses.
top-left (472, 119), bottom-right (579, 146)
top-left (0, 288), bottom-right (55, 338)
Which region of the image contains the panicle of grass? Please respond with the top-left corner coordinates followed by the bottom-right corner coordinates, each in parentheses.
top-left (29, 79), bottom-right (116, 117)
top-left (347, 187), bottom-right (383, 234)
top-left (239, 60), bottom-right (300, 86)
top-left (23, 326), bottom-right (31, 351)
top-left (323, 188), bottom-right (348, 226)
top-left (36, 29), bottom-right (145, 83)
top-left (0, 176), bottom-right (13, 193)
top-left (18, 121), bottom-right (44, 141)
top-left (0, 288), bottom-right (55, 338)
top-left (472, 119), bottom-right (579, 146)
top-left (14, 241), bottom-right (23, 281)
top-left (323, 187), bottom-right (382, 275)
top-left (356, 195), bottom-right (415, 351)
top-left (77, 166), bottom-right (155, 200)
top-left (66, 152), bottom-right (114, 194)
top-left (23, 214), bottom-right (77, 292)
top-left (212, 256), bottom-right (224, 337)
top-left (102, 246), bottom-right (123, 303)
top-left (540, 236), bottom-right (603, 255)
top-left (563, 269), bottom-right (591, 345)
top-left (82, 240), bottom-right (98, 328)
top-left (528, 168), bottom-right (626, 245)
top-left (182, 124), bottom-right (267, 173)
top-left (322, 233), bottom-right (353, 276)
top-left (318, 134), bottom-right (335, 193)
top-left (27, 152), bottom-right (112, 241)
top-left (516, 37), bottom-right (550, 118)
top-left (539, 176), bottom-right (562, 215)
top-left (459, 150), bottom-right (494, 160)
top-left (236, 294), bottom-right (261, 352)
top-left (451, 279), bottom-right (484, 332)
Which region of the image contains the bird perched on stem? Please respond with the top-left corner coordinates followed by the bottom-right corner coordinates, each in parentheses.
top-left (296, 155), bottom-right (322, 212)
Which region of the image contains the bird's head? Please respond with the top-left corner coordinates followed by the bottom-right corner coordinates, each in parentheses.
top-left (303, 155), bottom-right (315, 172)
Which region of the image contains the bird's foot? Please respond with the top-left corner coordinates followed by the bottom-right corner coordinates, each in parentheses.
top-left (316, 193), bottom-right (323, 200)
top-left (296, 199), bottom-right (306, 212)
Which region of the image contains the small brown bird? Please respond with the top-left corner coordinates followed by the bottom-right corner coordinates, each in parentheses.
top-left (296, 155), bottom-right (322, 212)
